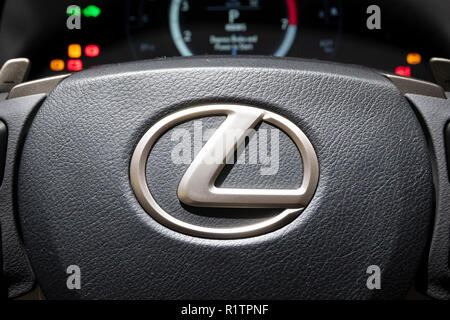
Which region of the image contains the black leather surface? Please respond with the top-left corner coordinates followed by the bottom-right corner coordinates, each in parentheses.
top-left (18, 57), bottom-right (433, 299)
top-left (0, 120), bottom-right (7, 186)
top-left (0, 94), bottom-right (45, 298)
top-left (406, 93), bottom-right (450, 300)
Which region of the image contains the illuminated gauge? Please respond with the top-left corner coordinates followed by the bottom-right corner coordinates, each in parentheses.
top-left (169, 0), bottom-right (298, 56)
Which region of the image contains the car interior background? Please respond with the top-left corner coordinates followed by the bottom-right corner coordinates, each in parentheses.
top-left (0, 0), bottom-right (449, 302)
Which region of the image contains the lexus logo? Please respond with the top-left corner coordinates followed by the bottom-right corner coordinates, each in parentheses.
top-left (130, 105), bottom-right (319, 239)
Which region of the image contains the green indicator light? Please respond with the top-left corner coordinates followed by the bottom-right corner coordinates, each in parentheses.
top-left (83, 5), bottom-right (101, 18)
top-left (66, 5), bottom-right (81, 16)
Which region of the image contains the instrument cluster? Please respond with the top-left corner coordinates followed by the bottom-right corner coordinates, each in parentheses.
top-left (0, 0), bottom-right (448, 82)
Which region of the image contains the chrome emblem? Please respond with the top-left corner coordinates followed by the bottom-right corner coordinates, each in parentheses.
top-left (130, 105), bottom-right (319, 239)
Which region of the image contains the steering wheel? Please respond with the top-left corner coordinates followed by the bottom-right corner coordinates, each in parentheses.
top-left (1, 56), bottom-right (449, 299)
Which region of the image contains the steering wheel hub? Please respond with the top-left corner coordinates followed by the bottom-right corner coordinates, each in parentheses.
top-left (16, 57), bottom-right (433, 299)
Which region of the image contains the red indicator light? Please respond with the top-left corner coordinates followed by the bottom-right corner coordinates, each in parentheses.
top-left (395, 66), bottom-right (411, 77)
top-left (286, 0), bottom-right (298, 26)
top-left (67, 59), bottom-right (83, 71)
top-left (85, 45), bottom-right (100, 57)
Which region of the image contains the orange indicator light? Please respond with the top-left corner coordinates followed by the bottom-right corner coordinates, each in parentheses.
top-left (50, 59), bottom-right (65, 71)
top-left (68, 44), bottom-right (82, 58)
top-left (407, 53), bottom-right (421, 65)
top-left (85, 45), bottom-right (100, 57)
